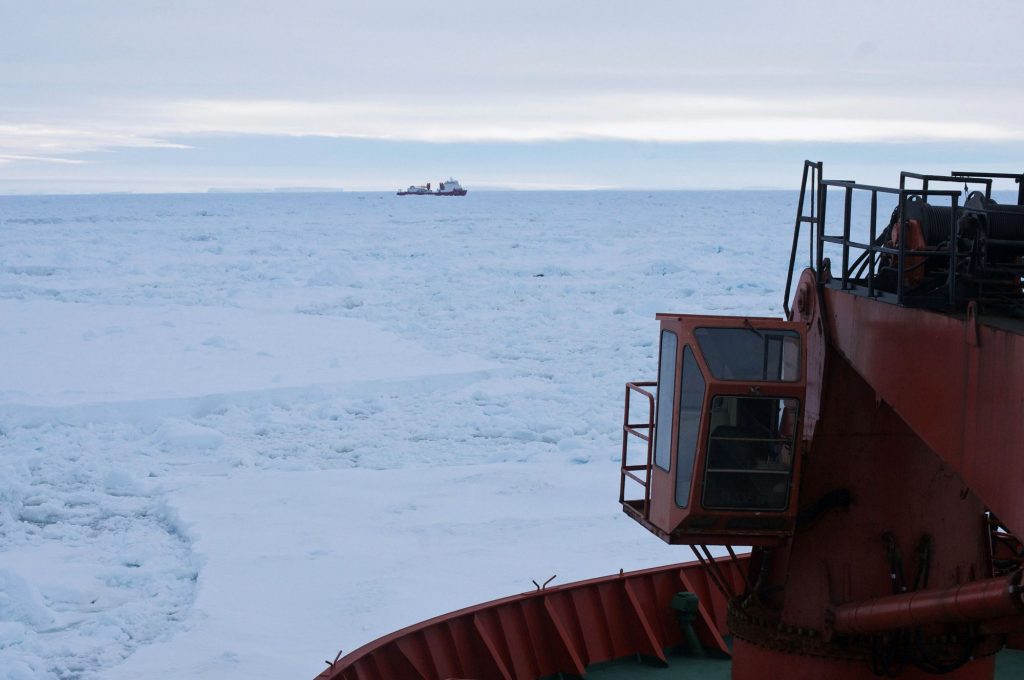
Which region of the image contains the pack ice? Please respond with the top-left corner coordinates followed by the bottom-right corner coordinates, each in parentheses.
top-left (0, 190), bottom-right (793, 679)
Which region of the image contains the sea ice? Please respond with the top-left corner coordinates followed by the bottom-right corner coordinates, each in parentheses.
top-left (0, 190), bottom-right (797, 679)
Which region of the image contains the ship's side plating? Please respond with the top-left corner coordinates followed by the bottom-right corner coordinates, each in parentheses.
top-left (315, 559), bottom-right (742, 680)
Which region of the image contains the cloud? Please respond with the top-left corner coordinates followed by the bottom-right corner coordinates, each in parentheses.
top-left (2, 91), bottom-right (1023, 169)
top-left (147, 94), bottom-right (1024, 143)
top-left (3, 1), bottom-right (1023, 173)
top-left (0, 124), bottom-right (191, 165)
top-left (0, 154), bottom-right (86, 165)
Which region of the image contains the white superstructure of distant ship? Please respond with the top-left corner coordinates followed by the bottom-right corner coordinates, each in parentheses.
top-left (396, 178), bottom-right (467, 196)
top-left (434, 178), bottom-right (467, 196)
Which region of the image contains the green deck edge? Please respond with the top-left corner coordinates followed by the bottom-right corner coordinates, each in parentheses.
top-left (996, 648), bottom-right (1024, 676)
top-left (547, 647), bottom-right (1024, 679)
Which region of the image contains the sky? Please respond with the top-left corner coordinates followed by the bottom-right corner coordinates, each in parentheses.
top-left (2, 0), bottom-right (1024, 193)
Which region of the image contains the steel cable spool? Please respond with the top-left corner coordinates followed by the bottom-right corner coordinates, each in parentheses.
top-left (903, 196), bottom-right (953, 247)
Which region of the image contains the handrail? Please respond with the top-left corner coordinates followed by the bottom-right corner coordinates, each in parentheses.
top-left (788, 162), bottom-right (1024, 313)
top-left (784, 160), bottom-right (822, 318)
top-left (815, 180), bottom-right (958, 305)
top-left (788, 161), bottom-right (971, 309)
top-left (951, 171), bottom-right (1024, 204)
top-left (620, 380), bottom-right (656, 519)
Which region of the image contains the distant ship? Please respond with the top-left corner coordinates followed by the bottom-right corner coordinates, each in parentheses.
top-left (396, 178), bottom-right (467, 196)
top-left (434, 178), bottom-right (467, 196)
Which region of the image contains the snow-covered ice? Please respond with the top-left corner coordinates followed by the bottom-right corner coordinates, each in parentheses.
top-left (0, 190), bottom-right (797, 679)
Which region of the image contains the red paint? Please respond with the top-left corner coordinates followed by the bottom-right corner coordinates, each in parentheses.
top-left (316, 558), bottom-right (744, 680)
top-left (833, 573), bottom-right (1023, 635)
top-left (824, 288), bottom-right (1024, 535)
top-left (621, 314), bottom-right (809, 546)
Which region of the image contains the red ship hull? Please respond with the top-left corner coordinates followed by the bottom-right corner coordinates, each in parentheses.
top-left (316, 557), bottom-right (742, 680)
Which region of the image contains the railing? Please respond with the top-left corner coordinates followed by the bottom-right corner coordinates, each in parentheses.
top-left (784, 160), bottom-right (822, 317)
top-left (316, 557), bottom-right (742, 680)
top-left (818, 177), bottom-right (964, 307)
top-left (784, 161), bottom-right (1014, 311)
top-left (620, 381), bottom-right (656, 519)
top-left (951, 170), bottom-right (1023, 204)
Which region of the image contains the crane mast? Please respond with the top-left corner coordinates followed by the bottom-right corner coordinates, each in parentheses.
top-left (620, 162), bottom-right (1024, 679)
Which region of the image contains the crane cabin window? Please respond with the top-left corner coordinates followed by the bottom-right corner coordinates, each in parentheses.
top-left (674, 347), bottom-right (706, 508)
top-left (694, 328), bottom-right (801, 382)
top-left (701, 396), bottom-right (798, 511)
top-left (653, 330), bottom-right (677, 471)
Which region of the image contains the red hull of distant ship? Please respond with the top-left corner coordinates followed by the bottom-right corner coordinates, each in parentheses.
top-left (396, 189), bottom-right (467, 196)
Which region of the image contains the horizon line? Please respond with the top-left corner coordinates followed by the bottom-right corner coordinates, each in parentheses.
top-left (0, 185), bottom-right (797, 198)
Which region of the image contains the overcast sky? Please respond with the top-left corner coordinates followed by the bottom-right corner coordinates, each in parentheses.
top-left (2, 1), bottom-right (1023, 192)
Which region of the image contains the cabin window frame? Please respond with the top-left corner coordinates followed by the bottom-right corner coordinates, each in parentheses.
top-left (698, 394), bottom-right (801, 513)
top-left (674, 346), bottom-right (706, 508)
top-left (652, 330), bottom-right (678, 472)
top-left (693, 327), bottom-right (802, 383)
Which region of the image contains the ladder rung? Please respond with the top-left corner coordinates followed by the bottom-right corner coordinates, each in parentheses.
top-left (623, 471), bottom-right (648, 487)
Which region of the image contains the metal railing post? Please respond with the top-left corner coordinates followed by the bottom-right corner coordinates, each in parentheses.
top-left (644, 391), bottom-right (655, 517)
top-left (842, 186), bottom-right (852, 289)
top-left (868, 191), bottom-right (878, 297)
top-left (620, 384), bottom-right (630, 505)
top-left (784, 162), bottom-right (810, 318)
top-left (621, 382), bottom-right (657, 520)
top-left (949, 195), bottom-right (959, 307)
top-left (897, 177), bottom-right (907, 305)
top-left (816, 182), bottom-right (827, 279)
top-left (810, 163), bottom-right (818, 269)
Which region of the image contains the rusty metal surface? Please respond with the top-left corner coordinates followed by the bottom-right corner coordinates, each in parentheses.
top-left (824, 287), bottom-right (1024, 538)
top-left (315, 557), bottom-right (745, 680)
top-left (832, 573), bottom-right (1024, 635)
top-left (771, 345), bottom-right (991, 627)
top-left (723, 266), bottom-right (1021, 676)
